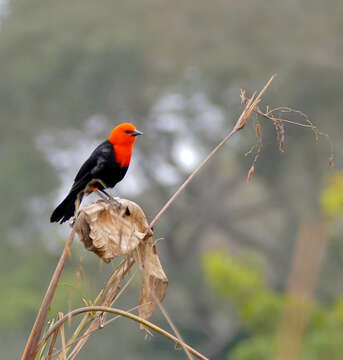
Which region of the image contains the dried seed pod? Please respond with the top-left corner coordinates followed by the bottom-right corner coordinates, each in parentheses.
top-left (73, 198), bottom-right (168, 325)
top-left (73, 199), bottom-right (150, 263)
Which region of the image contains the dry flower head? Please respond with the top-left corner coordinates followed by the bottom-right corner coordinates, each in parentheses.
top-left (73, 198), bottom-right (168, 325)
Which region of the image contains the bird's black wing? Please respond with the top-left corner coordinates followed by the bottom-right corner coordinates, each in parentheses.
top-left (70, 140), bottom-right (114, 193)
top-left (50, 141), bottom-right (114, 223)
top-left (74, 140), bottom-right (112, 182)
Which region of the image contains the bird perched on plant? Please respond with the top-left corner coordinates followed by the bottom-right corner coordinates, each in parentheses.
top-left (50, 122), bottom-right (142, 224)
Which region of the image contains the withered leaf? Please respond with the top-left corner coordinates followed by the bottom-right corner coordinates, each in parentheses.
top-left (247, 165), bottom-right (255, 183)
top-left (74, 199), bottom-right (150, 263)
top-left (255, 122), bottom-right (262, 141)
top-left (135, 237), bottom-right (168, 329)
top-left (73, 198), bottom-right (168, 327)
top-left (280, 134), bottom-right (285, 152)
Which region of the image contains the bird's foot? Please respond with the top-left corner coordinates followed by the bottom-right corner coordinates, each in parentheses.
top-left (97, 189), bottom-right (122, 209)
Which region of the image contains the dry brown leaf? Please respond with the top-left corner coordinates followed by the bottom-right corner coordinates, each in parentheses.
top-left (135, 237), bottom-right (168, 329)
top-left (73, 199), bottom-right (150, 263)
top-left (247, 165), bottom-right (255, 183)
top-left (255, 122), bottom-right (262, 141)
top-left (280, 134), bottom-right (285, 152)
top-left (73, 197), bottom-right (168, 328)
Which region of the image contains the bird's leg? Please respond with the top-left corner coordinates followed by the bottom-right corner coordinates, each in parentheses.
top-left (99, 189), bottom-right (130, 217)
top-left (91, 179), bottom-right (125, 214)
top-left (98, 189), bottom-right (122, 209)
top-left (90, 178), bottom-right (121, 209)
top-left (99, 188), bottom-right (111, 199)
top-left (96, 190), bottom-right (108, 201)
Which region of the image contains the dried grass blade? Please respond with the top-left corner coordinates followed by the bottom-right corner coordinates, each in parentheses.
top-left (59, 312), bottom-right (67, 360)
top-left (45, 323), bottom-right (59, 360)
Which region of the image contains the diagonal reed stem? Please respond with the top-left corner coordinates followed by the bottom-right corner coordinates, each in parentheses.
top-left (147, 75), bottom-right (275, 231)
top-left (22, 223), bottom-right (79, 360)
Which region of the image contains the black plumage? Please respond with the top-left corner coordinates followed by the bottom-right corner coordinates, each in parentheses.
top-left (50, 140), bottom-right (128, 223)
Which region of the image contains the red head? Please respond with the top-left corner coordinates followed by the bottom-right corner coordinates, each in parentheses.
top-left (108, 122), bottom-right (142, 146)
top-left (108, 122), bottom-right (142, 167)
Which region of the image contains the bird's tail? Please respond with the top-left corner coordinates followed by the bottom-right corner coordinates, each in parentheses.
top-left (50, 191), bottom-right (84, 223)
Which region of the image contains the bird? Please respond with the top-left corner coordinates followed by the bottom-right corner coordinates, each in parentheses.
top-left (50, 122), bottom-right (142, 223)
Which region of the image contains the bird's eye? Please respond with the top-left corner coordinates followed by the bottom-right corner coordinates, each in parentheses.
top-left (125, 130), bottom-right (132, 134)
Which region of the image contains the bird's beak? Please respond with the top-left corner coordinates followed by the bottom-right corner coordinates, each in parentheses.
top-left (131, 129), bottom-right (143, 136)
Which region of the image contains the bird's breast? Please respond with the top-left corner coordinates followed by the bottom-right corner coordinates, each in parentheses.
top-left (113, 144), bottom-right (133, 168)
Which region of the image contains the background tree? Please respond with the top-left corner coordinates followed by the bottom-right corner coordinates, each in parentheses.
top-left (0, 0), bottom-right (342, 358)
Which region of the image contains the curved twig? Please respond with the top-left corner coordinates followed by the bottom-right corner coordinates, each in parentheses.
top-left (38, 306), bottom-right (209, 360)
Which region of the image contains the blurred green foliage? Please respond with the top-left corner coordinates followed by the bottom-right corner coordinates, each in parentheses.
top-left (203, 251), bottom-right (283, 334)
top-left (203, 251), bottom-right (343, 360)
top-left (321, 171), bottom-right (343, 220)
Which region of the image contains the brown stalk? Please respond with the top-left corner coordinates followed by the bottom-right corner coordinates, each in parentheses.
top-left (44, 304), bottom-right (149, 360)
top-left (22, 222), bottom-right (79, 360)
top-left (134, 242), bottom-right (194, 360)
top-left (44, 304), bottom-right (148, 359)
top-left (147, 75), bottom-right (275, 231)
top-left (38, 306), bottom-right (209, 360)
top-left (155, 295), bottom-right (194, 360)
top-left (45, 322), bottom-right (59, 360)
top-left (58, 313), bottom-right (67, 360)
top-left (65, 258), bottom-right (134, 358)
top-left (67, 261), bottom-right (135, 359)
